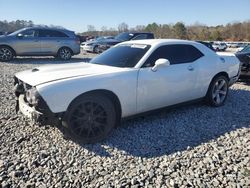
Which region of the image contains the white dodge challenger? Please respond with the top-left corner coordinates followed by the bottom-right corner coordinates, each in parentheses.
top-left (14, 39), bottom-right (240, 143)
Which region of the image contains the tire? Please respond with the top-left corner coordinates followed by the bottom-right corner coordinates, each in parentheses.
top-left (0, 46), bottom-right (14, 61)
top-left (57, 47), bottom-right (72, 60)
top-left (93, 45), bottom-right (99, 53)
top-left (63, 94), bottom-right (116, 143)
top-left (206, 75), bottom-right (229, 107)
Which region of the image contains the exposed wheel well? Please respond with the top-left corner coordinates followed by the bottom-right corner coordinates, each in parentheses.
top-left (67, 89), bottom-right (122, 126)
top-left (0, 45), bottom-right (16, 56)
top-left (206, 72), bottom-right (229, 96)
top-left (212, 72), bottom-right (229, 81)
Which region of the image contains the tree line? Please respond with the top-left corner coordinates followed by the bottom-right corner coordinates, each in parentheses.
top-left (1, 20), bottom-right (250, 41)
top-left (83, 21), bottom-right (250, 41)
top-left (0, 20), bottom-right (64, 34)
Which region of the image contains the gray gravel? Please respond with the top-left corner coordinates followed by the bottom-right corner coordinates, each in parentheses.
top-left (0, 55), bottom-right (250, 187)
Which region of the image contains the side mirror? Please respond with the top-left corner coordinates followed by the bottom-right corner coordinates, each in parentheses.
top-left (17, 33), bottom-right (23, 38)
top-left (151, 58), bottom-right (170, 72)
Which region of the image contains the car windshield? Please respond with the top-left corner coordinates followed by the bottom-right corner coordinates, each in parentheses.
top-left (114, 33), bottom-right (134, 41)
top-left (8, 28), bottom-right (27, 36)
top-left (96, 37), bottom-right (105, 41)
top-left (241, 45), bottom-right (250, 53)
top-left (89, 44), bottom-right (151, 68)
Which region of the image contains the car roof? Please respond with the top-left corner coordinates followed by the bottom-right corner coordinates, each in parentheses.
top-left (122, 32), bottom-right (153, 34)
top-left (23, 26), bottom-right (73, 32)
top-left (119, 39), bottom-right (216, 57)
top-left (120, 39), bottom-right (198, 47)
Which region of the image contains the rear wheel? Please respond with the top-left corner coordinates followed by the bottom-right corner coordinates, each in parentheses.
top-left (93, 45), bottom-right (99, 53)
top-left (57, 47), bottom-right (72, 60)
top-left (0, 46), bottom-right (14, 61)
top-left (206, 75), bottom-right (229, 107)
top-left (63, 94), bottom-right (116, 143)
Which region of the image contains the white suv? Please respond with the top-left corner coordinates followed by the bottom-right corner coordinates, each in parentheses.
top-left (212, 42), bottom-right (227, 51)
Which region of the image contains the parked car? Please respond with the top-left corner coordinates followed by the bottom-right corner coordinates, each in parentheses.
top-left (93, 32), bottom-right (154, 53)
top-left (212, 42), bottom-right (227, 51)
top-left (81, 36), bottom-right (114, 53)
top-left (230, 43), bottom-right (242, 48)
top-left (76, 35), bottom-right (88, 43)
top-left (196, 41), bottom-right (215, 51)
top-left (236, 43), bottom-right (249, 52)
top-left (14, 39), bottom-right (240, 143)
top-left (235, 45), bottom-right (250, 78)
top-left (0, 27), bottom-right (80, 61)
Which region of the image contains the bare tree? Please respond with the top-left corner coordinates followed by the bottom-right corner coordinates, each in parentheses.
top-left (118, 22), bottom-right (129, 32)
top-left (87, 25), bottom-right (96, 32)
top-left (135, 25), bottom-right (146, 32)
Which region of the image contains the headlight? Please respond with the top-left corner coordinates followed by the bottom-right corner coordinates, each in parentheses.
top-left (25, 87), bottom-right (39, 106)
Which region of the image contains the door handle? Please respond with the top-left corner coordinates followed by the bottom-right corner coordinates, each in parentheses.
top-left (187, 66), bottom-right (194, 71)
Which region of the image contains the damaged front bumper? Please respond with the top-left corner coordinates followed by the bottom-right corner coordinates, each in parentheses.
top-left (16, 94), bottom-right (61, 126)
top-left (18, 94), bottom-right (43, 122)
top-left (14, 77), bottom-right (62, 126)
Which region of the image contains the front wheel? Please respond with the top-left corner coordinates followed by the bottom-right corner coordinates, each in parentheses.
top-left (63, 94), bottom-right (116, 143)
top-left (57, 47), bottom-right (72, 60)
top-left (0, 46), bottom-right (14, 61)
top-left (206, 75), bottom-right (229, 107)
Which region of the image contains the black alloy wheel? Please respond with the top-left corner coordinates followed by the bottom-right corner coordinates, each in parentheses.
top-left (64, 94), bottom-right (116, 143)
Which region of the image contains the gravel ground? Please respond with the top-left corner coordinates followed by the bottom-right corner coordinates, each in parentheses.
top-left (0, 54), bottom-right (250, 187)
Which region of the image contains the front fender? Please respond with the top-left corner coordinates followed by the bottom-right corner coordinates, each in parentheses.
top-left (36, 70), bottom-right (138, 118)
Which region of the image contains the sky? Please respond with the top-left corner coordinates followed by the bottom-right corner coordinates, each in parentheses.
top-left (0, 0), bottom-right (249, 33)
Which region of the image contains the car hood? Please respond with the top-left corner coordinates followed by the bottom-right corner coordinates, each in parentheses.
top-left (81, 41), bottom-right (96, 45)
top-left (236, 51), bottom-right (249, 55)
top-left (99, 38), bottom-right (121, 44)
top-left (15, 62), bottom-right (124, 86)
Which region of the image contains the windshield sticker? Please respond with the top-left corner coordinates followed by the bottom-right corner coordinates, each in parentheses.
top-left (131, 44), bottom-right (147, 49)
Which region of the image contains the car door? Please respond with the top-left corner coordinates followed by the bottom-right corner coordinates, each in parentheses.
top-left (13, 29), bottom-right (41, 55)
top-left (137, 44), bottom-right (204, 113)
top-left (38, 29), bottom-right (69, 55)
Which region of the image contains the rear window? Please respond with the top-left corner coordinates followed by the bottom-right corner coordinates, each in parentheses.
top-left (38, 29), bottom-right (69, 38)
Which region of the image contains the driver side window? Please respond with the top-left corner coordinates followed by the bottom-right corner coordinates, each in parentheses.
top-left (143, 45), bottom-right (170, 67)
top-left (20, 30), bottom-right (36, 38)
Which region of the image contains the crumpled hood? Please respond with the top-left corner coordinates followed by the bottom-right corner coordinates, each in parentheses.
top-left (15, 62), bottom-right (123, 86)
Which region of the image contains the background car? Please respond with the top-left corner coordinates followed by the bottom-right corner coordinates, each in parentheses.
top-left (212, 41), bottom-right (227, 51)
top-left (94, 32), bottom-right (154, 53)
top-left (235, 45), bottom-right (250, 78)
top-left (81, 36), bottom-right (114, 53)
top-left (0, 27), bottom-right (80, 61)
top-left (14, 39), bottom-right (240, 143)
top-left (196, 41), bottom-right (215, 51)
